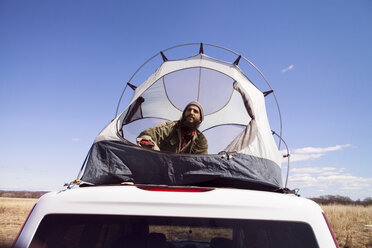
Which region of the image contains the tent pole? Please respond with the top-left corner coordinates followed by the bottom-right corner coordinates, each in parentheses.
top-left (115, 43), bottom-right (283, 150)
top-left (272, 131), bottom-right (290, 188)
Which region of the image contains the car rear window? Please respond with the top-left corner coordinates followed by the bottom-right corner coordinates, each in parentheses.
top-left (30, 214), bottom-right (319, 248)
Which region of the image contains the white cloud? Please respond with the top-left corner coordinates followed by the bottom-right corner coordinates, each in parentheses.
top-left (1, 164), bottom-right (32, 170)
top-left (281, 64), bottom-right (294, 73)
top-left (287, 166), bottom-right (372, 199)
top-left (282, 144), bottom-right (351, 162)
top-left (289, 153), bottom-right (324, 162)
top-left (291, 167), bottom-right (337, 174)
top-left (293, 144), bottom-right (351, 154)
top-left (72, 138), bottom-right (81, 142)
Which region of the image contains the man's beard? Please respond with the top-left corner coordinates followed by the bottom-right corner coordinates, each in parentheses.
top-left (180, 115), bottom-right (200, 133)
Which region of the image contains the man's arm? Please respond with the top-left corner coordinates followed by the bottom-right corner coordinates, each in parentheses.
top-left (136, 121), bottom-right (175, 151)
top-left (192, 132), bottom-right (208, 155)
top-left (137, 130), bottom-right (160, 151)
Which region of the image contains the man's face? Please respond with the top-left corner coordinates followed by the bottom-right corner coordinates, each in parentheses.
top-left (184, 105), bottom-right (201, 125)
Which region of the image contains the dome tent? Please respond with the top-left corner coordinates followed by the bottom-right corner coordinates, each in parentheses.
top-left (77, 43), bottom-right (287, 191)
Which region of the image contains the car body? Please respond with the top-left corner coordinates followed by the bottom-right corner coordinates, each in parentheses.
top-left (13, 185), bottom-right (338, 248)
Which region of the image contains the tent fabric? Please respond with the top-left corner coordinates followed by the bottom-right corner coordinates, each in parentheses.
top-left (81, 141), bottom-right (283, 190)
top-left (86, 52), bottom-right (284, 191)
top-left (121, 77), bottom-right (251, 131)
top-left (95, 53), bottom-right (281, 167)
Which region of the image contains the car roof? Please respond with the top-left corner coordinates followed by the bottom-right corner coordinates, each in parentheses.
top-left (34, 185), bottom-right (321, 222)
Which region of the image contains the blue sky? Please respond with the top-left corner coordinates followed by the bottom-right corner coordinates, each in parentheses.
top-left (1, 0), bottom-right (371, 200)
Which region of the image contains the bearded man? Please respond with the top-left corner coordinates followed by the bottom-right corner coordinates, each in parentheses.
top-left (136, 101), bottom-right (208, 154)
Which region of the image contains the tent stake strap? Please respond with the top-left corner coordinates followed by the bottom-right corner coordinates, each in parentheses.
top-left (199, 43), bottom-right (204, 54)
top-left (160, 51), bottom-right (168, 62)
top-left (127, 82), bottom-right (137, 90)
top-left (263, 90), bottom-right (274, 97)
top-left (233, 55), bottom-right (242, 65)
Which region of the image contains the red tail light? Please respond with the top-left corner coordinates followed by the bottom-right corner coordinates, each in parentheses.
top-left (322, 212), bottom-right (340, 248)
top-left (12, 203), bottom-right (37, 248)
top-left (137, 185), bottom-right (213, 192)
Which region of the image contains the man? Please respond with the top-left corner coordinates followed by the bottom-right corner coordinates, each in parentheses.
top-left (136, 101), bottom-right (208, 154)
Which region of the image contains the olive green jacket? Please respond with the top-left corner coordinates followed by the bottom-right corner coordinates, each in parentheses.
top-left (136, 121), bottom-right (208, 154)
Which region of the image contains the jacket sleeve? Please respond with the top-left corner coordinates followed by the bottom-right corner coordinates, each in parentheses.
top-left (192, 132), bottom-right (208, 155)
top-left (136, 122), bottom-right (174, 151)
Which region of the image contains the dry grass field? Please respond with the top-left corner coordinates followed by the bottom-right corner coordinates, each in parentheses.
top-left (0, 197), bottom-right (37, 248)
top-left (321, 204), bottom-right (372, 248)
top-left (0, 197), bottom-right (371, 248)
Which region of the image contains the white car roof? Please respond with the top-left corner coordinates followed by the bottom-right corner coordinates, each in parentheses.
top-left (34, 185), bottom-right (319, 221)
top-left (17, 185), bottom-right (337, 248)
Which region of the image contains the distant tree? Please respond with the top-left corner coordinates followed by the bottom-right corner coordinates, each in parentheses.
top-left (309, 195), bottom-right (372, 206)
top-left (362, 197), bottom-right (372, 206)
top-left (0, 190), bottom-right (48, 199)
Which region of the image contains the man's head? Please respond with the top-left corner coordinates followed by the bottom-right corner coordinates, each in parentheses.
top-left (180, 101), bottom-right (204, 132)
